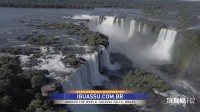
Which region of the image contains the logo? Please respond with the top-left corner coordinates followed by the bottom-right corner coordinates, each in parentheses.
top-left (166, 98), bottom-right (196, 104)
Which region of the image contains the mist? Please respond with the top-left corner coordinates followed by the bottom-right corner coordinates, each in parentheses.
top-left (88, 16), bottom-right (176, 68)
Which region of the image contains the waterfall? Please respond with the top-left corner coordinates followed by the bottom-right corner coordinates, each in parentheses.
top-left (128, 20), bottom-right (136, 38)
top-left (62, 52), bottom-right (108, 90)
top-left (138, 21), bottom-right (141, 32)
top-left (121, 19), bottom-right (124, 31)
top-left (101, 16), bottom-right (115, 27)
top-left (115, 18), bottom-right (119, 27)
top-left (72, 14), bottom-right (94, 20)
top-left (88, 16), bottom-right (102, 27)
top-left (151, 28), bottom-right (177, 61)
top-left (143, 24), bottom-right (146, 35)
top-left (61, 47), bottom-right (119, 112)
top-left (99, 47), bottom-right (120, 71)
top-left (93, 16), bottom-right (120, 37)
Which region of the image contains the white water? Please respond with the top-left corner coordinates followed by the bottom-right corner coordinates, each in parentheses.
top-left (30, 38), bottom-right (119, 112)
top-left (89, 16), bottom-right (103, 27)
top-left (62, 52), bottom-right (109, 90)
top-left (121, 19), bottom-right (124, 31)
top-left (93, 16), bottom-right (126, 43)
top-left (154, 89), bottom-right (187, 107)
top-left (115, 18), bottom-right (119, 27)
top-left (35, 54), bottom-right (75, 73)
top-left (40, 46), bottom-right (54, 54)
top-left (151, 28), bottom-right (177, 61)
top-left (69, 44), bottom-right (92, 52)
top-left (99, 47), bottom-right (120, 70)
top-left (86, 15), bottom-right (177, 63)
top-left (19, 54), bottom-right (33, 69)
top-left (138, 21), bottom-right (141, 32)
top-left (128, 20), bottom-right (136, 38)
top-left (71, 14), bottom-right (200, 111)
top-left (175, 79), bottom-right (200, 95)
top-left (101, 16), bottom-right (115, 27)
top-left (72, 14), bottom-right (94, 20)
top-left (143, 24), bottom-right (146, 35)
top-left (62, 50), bottom-right (113, 112)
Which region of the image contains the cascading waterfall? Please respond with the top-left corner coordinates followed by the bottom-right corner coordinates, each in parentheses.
top-left (72, 15), bottom-right (147, 38)
top-left (99, 47), bottom-right (120, 71)
top-left (88, 16), bottom-right (102, 27)
top-left (121, 19), bottom-right (124, 31)
top-left (143, 24), bottom-right (146, 35)
top-left (151, 28), bottom-right (177, 61)
top-left (138, 21), bottom-right (141, 32)
top-left (62, 47), bottom-right (118, 112)
top-left (128, 20), bottom-right (136, 38)
top-left (62, 52), bottom-right (109, 90)
top-left (71, 14), bottom-right (200, 111)
top-left (72, 14), bottom-right (94, 20)
top-left (84, 15), bottom-right (177, 62)
top-left (115, 18), bottom-right (119, 27)
top-left (94, 16), bottom-right (121, 38)
top-left (101, 16), bottom-right (115, 27)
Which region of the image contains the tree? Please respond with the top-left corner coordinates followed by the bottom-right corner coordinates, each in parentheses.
top-left (123, 69), bottom-right (170, 92)
top-left (31, 75), bottom-right (45, 90)
top-left (26, 99), bottom-right (43, 112)
top-left (1, 95), bottom-right (12, 111)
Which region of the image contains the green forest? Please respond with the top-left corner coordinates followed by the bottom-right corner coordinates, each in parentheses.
top-left (0, 0), bottom-right (199, 10)
top-left (1, 0), bottom-right (199, 28)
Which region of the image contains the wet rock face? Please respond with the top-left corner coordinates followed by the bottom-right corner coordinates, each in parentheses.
top-left (184, 51), bottom-right (200, 92)
top-left (172, 30), bottom-right (200, 71)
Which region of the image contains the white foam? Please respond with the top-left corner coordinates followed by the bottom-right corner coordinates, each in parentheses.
top-left (40, 46), bottom-right (54, 54)
top-left (35, 54), bottom-right (74, 73)
top-left (62, 51), bottom-right (109, 112)
top-left (151, 28), bottom-right (177, 61)
top-left (99, 46), bottom-right (120, 70)
top-left (138, 21), bottom-right (141, 32)
top-left (128, 20), bottom-right (136, 38)
top-left (18, 54), bottom-right (33, 69)
top-left (72, 14), bottom-right (96, 20)
top-left (70, 44), bottom-right (92, 52)
top-left (62, 16), bottom-right (72, 19)
top-left (143, 24), bottom-right (147, 35)
top-left (175, 79), bottom-right (200, 95)
top-left (13, 44), bottom-right (33, 47)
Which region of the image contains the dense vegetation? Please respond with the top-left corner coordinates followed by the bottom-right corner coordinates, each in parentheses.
top-left (17, 32), bottom-right (59, 46)
top-left (85, 32), bottom-right (109, 48)
top-left (0, 57), bottom-right (65, 112)
top-left (1, 0), bottom-right (199, 28)
top-left (0, 47), bottom-right (35, 55)
top-left (142, 1), bottom-right (200, 28)
top-left (0, 56), bottom-right (64, 112)
top-left (123, 69), bottom-right (170, 92)
top-left (0, 19), bottom-right (110, 111)
top-left (0, 0), bottom-right (199, 10)
top-left (30, 22), bottom-right (109, 48)
top-left (62, 54), bottom-right (82, 68)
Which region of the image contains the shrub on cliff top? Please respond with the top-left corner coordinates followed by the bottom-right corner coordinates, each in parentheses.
top-left (123, 69), bottom-right (170, 92)
top-left (85, 32), bottom-right (109, 48)
top-left (63, 55), bottom-right (81, 67)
